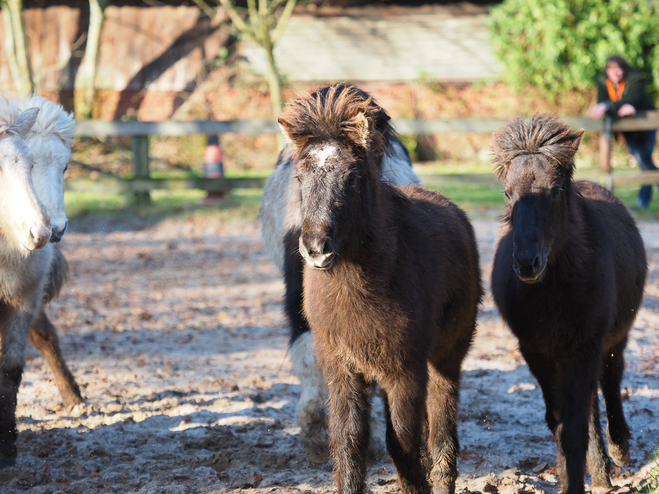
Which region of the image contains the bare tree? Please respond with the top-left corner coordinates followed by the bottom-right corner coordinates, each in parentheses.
top-left (212, 0), bottom-right (298, 116)
top-left (74, 0), bottom-right (108, 119)
top-left (1, 0), bottom-right (34, 98)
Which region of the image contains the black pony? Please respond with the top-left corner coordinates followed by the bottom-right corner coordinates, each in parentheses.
top-left (491, 115), bottom-right (646, 494)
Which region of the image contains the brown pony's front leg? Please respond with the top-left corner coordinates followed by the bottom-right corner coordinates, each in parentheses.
top-left (426, 364), bottom-right (461, 494)
top-left (382, 371), bottom-right (430, 494)
top-left (28, 310), bottom-right (84, 408)
top-left (325, 365), bottom-right (371, 494)
top-left (0, 308), bottom-right (31, 468)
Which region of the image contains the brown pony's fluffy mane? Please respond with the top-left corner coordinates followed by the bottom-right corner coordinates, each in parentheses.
top-left (278, 84), bottom-right (395, 158)
top-left (493, 114), bottom-right (584, 179)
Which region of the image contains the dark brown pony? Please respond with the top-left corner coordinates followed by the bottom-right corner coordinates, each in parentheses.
top-left (491, 115), bottom-right (646, 494)
top-left (279, 84), bottom-right (482, 494)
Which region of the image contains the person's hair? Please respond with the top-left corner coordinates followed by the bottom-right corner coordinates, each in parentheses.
top-left (606, 55), bottom-right (633, 78)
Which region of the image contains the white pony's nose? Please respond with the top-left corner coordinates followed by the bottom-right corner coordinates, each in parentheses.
top-left (50, 220), bottom-right (68, 243)
top-left (27, 225), bottom-right (51, 250)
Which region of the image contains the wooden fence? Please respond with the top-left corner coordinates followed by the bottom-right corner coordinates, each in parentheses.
top-left (68, 111), bottom-right (659, 196)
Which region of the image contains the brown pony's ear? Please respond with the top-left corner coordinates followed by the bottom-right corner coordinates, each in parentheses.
top-left (278, 116), bottom-right (308, 156)
top-left (342, 111), bottom-right (370, 148)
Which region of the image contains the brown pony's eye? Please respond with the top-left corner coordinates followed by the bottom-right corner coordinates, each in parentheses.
top-left (504, 190), bottom-right (510, 200)
top-left (294, 174), bottom-right (301, 184)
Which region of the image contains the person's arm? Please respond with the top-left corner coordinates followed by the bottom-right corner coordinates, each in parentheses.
top-left (590, 77), bottom-right (611, 119)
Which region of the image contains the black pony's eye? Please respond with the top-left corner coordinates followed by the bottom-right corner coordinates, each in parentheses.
top-left (350, 174), bottom-right (361, 191)
top-left (551, 188), bottom-right (563, 198)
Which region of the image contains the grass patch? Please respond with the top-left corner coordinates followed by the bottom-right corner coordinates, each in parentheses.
top-left (65, 188), bottom-right (262, 225)
top-left (636, 447), bottom-right (659, 494)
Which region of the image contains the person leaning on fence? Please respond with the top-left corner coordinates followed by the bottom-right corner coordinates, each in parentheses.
top-left (589, 55), bottom-right (658, 209)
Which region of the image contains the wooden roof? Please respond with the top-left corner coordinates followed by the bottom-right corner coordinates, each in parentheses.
top-left (241, 9), bottom-right (501, 82)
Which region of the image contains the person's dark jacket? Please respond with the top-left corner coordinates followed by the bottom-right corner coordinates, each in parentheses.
top-left (596, 70), bottom-right (656, 115)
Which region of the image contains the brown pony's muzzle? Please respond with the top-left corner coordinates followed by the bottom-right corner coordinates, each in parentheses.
top-left (299, 231), bottom-right (335, 270)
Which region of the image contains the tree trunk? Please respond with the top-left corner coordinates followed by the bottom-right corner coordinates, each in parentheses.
top-left (264, 42), bottom-right (282, 117)
top-left (1, 0), bottom-right (34, 98)
top-left (74, 0), bottom-right (108, 119)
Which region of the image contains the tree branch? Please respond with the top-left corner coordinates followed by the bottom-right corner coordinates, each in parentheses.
top-left (217, 0), bottom-right (249, 34)
top-left (272, 0), bottom-right (296, 44)
top-left (191, 0), bottom-right (217, 24)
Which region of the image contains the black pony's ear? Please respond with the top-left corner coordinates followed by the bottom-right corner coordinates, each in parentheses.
top-left (567, 128), bottom-right (585, 157)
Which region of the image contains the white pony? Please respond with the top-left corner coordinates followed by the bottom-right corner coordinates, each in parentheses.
top-left (19, 96), bottom-right (83, 408)
top-left (0, 98), bottom-right (52, 467)
top-left (21, 96), bottom-right (74, 242)
top-left (260, 85), bottom-right (420, 462)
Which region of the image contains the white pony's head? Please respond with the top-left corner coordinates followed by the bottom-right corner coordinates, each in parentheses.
top-left (20, 96), bottom-right (75, 242)
top-left (0, 99), bottom-right (51, 251)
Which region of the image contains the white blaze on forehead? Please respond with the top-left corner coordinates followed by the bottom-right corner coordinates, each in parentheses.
top-left (310, 144), bottom-right (338, 169)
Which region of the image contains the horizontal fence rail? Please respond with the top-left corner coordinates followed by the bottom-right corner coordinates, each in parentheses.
top-left (73, 112), bottom-right (659, 137)
top-left (67, 112), bottom-right (659, 195)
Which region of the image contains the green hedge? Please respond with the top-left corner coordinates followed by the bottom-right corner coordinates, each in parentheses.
top-left (488, 0), bottom-right (659, 98)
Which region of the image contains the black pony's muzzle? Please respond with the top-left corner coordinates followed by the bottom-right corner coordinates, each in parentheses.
top-left (299, 232), bottom-right (336, 270)
top-left (512, 247), bottom-right (547, 283)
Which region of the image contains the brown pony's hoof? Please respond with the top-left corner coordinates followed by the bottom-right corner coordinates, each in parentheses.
top-left (432, 484), bottom-right (455, 494)
top-left (0, 457), bottom-right (16, 469)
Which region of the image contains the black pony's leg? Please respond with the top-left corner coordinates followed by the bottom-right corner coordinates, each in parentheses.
top-left (554, 349), bottom-right (602, 494)
top-left (520, 348), bottom-right (559, 434)
top-left (284, 229), bottom-right (328, 462)
top-left (324, 365), bottom-right (371, 494)
top-left (0, 309), bottom-right (30, 468)
top-left (586, 391), bottom-right (612, 492)
top-left (600, 339), bottom-right (631, 466)
top-left (382, 370), bottom-right (431, 494)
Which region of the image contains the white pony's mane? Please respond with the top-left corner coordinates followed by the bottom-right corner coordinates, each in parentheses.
top-left (0, 96), bottom-right (23, 134)
top-left (21, 96), bottom-right (75, 148)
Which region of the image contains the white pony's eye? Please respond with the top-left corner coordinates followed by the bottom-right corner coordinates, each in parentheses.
top-left (63, 163), bottom-right (69, 174)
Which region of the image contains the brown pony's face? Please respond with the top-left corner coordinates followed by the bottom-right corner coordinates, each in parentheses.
top-left (503, 154), bottom-right (569, 283)
top-left (295, 139), bottom-right (372, 270)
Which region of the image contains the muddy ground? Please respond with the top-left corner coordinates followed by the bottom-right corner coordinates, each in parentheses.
top-left (0, 211), bottom-right (657, 494)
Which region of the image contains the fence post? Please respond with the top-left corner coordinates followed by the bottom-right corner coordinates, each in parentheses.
top-left (132, 134), bottom-right (150, 203)
top-left (603, 117), bottom-right (614, 191)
